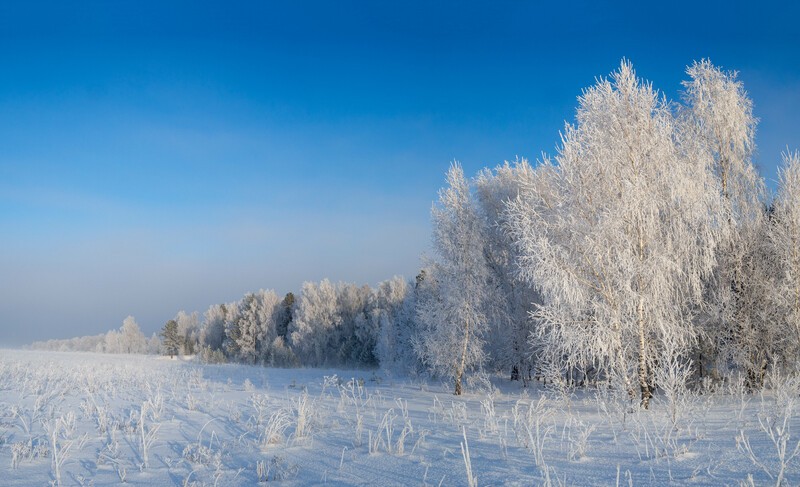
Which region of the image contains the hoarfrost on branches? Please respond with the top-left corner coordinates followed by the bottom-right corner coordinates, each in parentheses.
top-left (506, 61), bottom-right (722, 407)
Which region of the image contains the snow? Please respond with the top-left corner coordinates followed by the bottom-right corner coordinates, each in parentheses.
top-left (1, 350), bottom-right (798, 486)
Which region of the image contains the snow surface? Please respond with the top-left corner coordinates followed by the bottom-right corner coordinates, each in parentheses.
top-left (1, 350), bottom-right (798, 486)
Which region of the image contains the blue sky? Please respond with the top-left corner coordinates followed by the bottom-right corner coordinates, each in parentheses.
top-left (1, 1), bottom-right (799, 345)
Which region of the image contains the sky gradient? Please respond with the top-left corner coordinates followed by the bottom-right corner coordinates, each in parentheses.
top-left (1, 1), bottom-right (799, 345)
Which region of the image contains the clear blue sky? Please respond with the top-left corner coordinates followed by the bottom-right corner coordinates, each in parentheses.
top-left (1, 1), bottom-right (798, 345)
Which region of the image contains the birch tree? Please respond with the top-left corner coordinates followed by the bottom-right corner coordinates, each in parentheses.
top-left (256, 289), bottom-right (283, 362)
top-left (174, 311), bottom-right (199, 356)
top-left (200, 303), bottom-right (227, 351)
top-left (507, 61), bottom-right (721, 407)
top-left (288, 279), bottom-right (340, 366)
top-left (681, 59), bottom-right (766, 384)
top-left (475, 160), bottom-right (541, 382)
top-left (120, 316), bottom-right (147, 354)
top-left (415, 163), bottom-right (489, 395)
top-left (769, 151), bottom-right (800, 370)
top-left (682, 59), bottom-right (759, 216)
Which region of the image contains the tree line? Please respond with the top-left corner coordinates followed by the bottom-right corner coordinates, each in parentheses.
top-left (420, 60), bottom-right (800, 405)
top-left (31, 59), bottom-right (800, 406)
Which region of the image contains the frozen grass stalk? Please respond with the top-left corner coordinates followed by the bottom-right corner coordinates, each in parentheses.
top-left (256, 460), bottom-right (268, 483)
top-left (736, 376), bottom-right (800, 486)
top-left (294, 391), bottom-right (312, 439)
top-left (263, 409), bottom-right (292, 446)
top-left (460, 425), bottom-right (478, 487)
top-left (140, 400), bottom-right (161, 469)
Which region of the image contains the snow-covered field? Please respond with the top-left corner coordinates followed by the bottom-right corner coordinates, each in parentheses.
top-left (1, 350), bottom-right (798, 486)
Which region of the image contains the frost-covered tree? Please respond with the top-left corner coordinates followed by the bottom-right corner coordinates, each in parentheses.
top-left (29, 334), bottom-right (106, 352)
top-left (100, 317), bottom-right (147, 354)
top-left (475, 160), bottom-right (541, 382)
top-left (415, 163), bottom-right (490, 395)
top-left (335, 283), bottom-right (365, 363)
top-left (682, 59), bottom-right (759, 215)
top-left (289, 279), bottom-right (340, 366)
top-left (233, 293), bottom-right (260, 363)
top-left (507, 61), bottom-right (721, 407)
top-left (354, 297), bottom-right (380, 366)
top-left (375, 276), bottom-right (417, 372)
top-left (681, 59), bottom-right (766, 383)
top-left (222, 300), bottom-right (242, 358)
top-left (223, 290), bottom-right (282, 364)
top-left (769, 151), bottom-right (800, 370)
top-left (336, 283), bottom-right (377, 365)
top-left (199, 303), bottom-right (227, 351)
top-left (120, 316), bottom-right (147, 354)
top-left (103, 329), bottom-right (123, 354)
top-left (174, 311), bottom-right (199, 355)
top-left (146, 333), bottom-right (161, 355)
top-left (725, 213), bottom-right (778, 385)
top-left (269, 335), bottom-right (297, 367)
top-left (161, 319), bottom-right (180, 358)
top-left (257, 289), bottom-right (283, 361)
top-left (217, 289), bottom-right (292, 364)
top-left (276, 292), bottom-right (295, 339)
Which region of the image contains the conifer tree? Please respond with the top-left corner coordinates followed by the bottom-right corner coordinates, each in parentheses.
top-left (160, 319), bottom-right (180, 358)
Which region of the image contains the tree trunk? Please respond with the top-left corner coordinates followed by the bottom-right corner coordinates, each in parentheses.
top-left (698, 349), bottom-right (704, 382)
top-left (634, 222), bottom-right (651, 409)
top-left (455, 318), bottom-right (471, 396)
top-left (637, 296), bottom-right (651, 409)
top-left (612, 319), bottom-right (634, 400)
